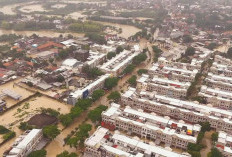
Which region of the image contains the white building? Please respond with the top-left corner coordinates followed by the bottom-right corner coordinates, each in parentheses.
top-left (137, 75), bottom-right (190, 98)
top-left (84, 127), bottom-right (191, 157)
top-left (121, 88), bottom-right (232, 134)
top-left (101, 103), bottom-right (200, 149)
top-left (100, 48), bottom-right (140, 76)
top-left (217, 131), bottom-right (232, 157)
top-left (62, 58), bottom-right (82, 69)
top-left (67, 74), bottom-right (110, 105)
top-left (5, 129), bottom-right (43, 157)
top-left (148, 63), bottom-right (198, 82)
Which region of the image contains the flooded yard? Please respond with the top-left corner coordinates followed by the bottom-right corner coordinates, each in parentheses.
top-left (0, 79), bottom-right (33, 108)
top-left (0, 94), bottom-right (71, 154)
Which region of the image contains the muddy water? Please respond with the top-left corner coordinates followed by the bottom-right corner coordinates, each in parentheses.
top-left (0, 29), bottom-right (85, 38)
top-left (0, 94), bottom-right (71, 154)
top-left (96, 21), bottom-right (141, 38)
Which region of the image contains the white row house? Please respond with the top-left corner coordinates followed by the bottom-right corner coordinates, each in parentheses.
top-left (101, 103), bottom-right (200, 149)
top-left (84, 127), bottom-right (191, 157)
top-left (217, 131), bottom-right (232, 157)
top-left (121, 88), bottom-right (232, 134)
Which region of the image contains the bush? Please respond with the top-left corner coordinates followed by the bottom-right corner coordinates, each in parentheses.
top-left (107, 52), bottom-right (116, 59)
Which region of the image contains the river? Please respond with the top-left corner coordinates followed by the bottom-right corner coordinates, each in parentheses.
top-left (0, 29), bottom-right (85, 38)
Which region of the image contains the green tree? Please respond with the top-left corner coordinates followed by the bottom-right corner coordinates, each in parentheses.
top-left (185, 47), bottom-right (195, 56)
top-left (211, 132), bottom-right (218, 142)
top-left (0, 125), bottom-right (9, 134)
top-left (132, 53), bottom-right (147, 65)
top-left (43, 125), bottom-right (60, 139)
top-left (128, 75), bottom-right (137, 87)
top-left (28, 149), bottom-right (47, 157)
top-left (183, 35), bottom-right (193, 43)
top-left (107, 52), bottom-right (116, 59)
top-left (92, 89), bottom-right (105, 102)
top-left (107, 91), bottom-right (121, 103)
top-left (104, 77), bottom-right (119, 90)
top-left (70, 106), bottom-right (83, 119)
top-left (123, 64), bottom-right (135, 74)
top-left (116, 46), bottom-right (124, 54)
top-left (200, 122), bottom-right (211, 132)
top-left (207, 148), bottom-right (222, 157)
top-left (88, 105), bottom-right (108, 123)
top-left (197, 131), bottom-right (205, 143)
top-left (76, 98), bottom-right (92, 110)
top-left (85, 33), bottom-right (106, 45)
top-left (59, 114), bottom-right (73, 127)
top-left (137, 69), bottom-right (148, 75)
top-left (57, 151), bottom-right (77, 157)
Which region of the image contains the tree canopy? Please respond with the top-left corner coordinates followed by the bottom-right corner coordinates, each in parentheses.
top-left (43, 125), bottom-right (60, 139)
top-left (104, 77), bottom-right (119, 90)
top-left (128, 75), bottom-right (137, 87)
top-left (107, 91), bottom-right (121, 103)
top-left (92, 89), bottom-right (105, 102)
top-left (88, 105), bottom-right (108, 123)
top-left (56, 151), bottom-right (77, 157)
top-left (28, 149), bottom-right (47, 157)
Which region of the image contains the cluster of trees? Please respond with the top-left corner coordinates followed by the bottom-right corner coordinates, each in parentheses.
top-left (85, 32), bottom-right (106, 45)
top-left (82, 65), bottom-right (105, 79)
top-left (152, 46), bottom-right (162, 62)
top-left (66, 123), bottom-right (92, 149)
top-left (59, 98), bottom-right (92, 127)
top-left (69, 21), bottom-right (103, 33)
top-left (186, 73), bottom-right (202, 99)
top-left (88, 105), bottom-right (108, 123)
top-left (128, 75), bottom-right (137, 87)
